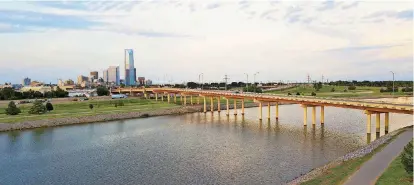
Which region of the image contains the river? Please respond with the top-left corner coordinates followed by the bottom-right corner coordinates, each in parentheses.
top-left (0, 104), bottom-right (412, 185)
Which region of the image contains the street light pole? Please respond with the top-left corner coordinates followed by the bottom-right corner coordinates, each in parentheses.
top-left (253, 72), bottom-right (259, 85)
top-left (390, 71), bottom-right (395, 97)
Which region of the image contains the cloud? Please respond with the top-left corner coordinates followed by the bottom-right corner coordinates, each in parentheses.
top-left (206, 3), bottom-right (220, 10)
top-left (0, 1), bottom-right (412, 83)
top-left (0, 10), bottom-right (99, 32)
top-left (341, 2), bottom-right (359, 10)
top-left (364, 9), bottom-right (413, 21)
top-left (317, 0), bottom-right (341, 11)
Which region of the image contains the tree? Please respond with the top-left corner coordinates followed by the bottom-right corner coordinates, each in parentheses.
top-left (28, 100), bottom-right (46, 114)
top-left (296, 92), bottom-right (301, 96)
top-left (348, 85), bottom-right (356, 90)
top-left (120, 83), bottom-right (125, 88)
top-left (311, 92), bottom-right (316, 96)
top-left (89, 104), bottom-right (94, 110)
top-left (331, 87), bottom-right (335, 92)
top-left (401, 140), bottom-right (413, 175)
top-left (5, 101), bottom-right (21, 115)
top-left (313, 82), bottom-right (322, 91)
top-left (186, 82), bottom-right (198, 89)
top-left (45, 102), bottom-right (54, 112)
top-left (97, 86), bottom-right (109, 96)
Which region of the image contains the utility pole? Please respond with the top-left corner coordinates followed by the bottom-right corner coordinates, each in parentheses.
top-left (390, 71), bottom-right (395, 97)
top-left (321, 75), bottom-right (324, 84)
top-left (223, 74), bottom-right (230, 91)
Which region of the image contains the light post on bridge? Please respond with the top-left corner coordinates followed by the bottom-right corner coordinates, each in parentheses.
top-left (244, 73), bottom-right (249, 92)
top-left (198, 73), bottom-right (204, 89)
top-left (390, 71), bottom-right (395, 97)
top-left (253, 72), bottom-right (259, 90)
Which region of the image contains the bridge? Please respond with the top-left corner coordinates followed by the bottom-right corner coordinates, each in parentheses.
top-left (111, 87), bottom-right (413, 137)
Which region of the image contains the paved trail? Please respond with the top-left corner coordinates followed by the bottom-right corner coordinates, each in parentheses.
top-left (344, 128), bottom-right (413, 185)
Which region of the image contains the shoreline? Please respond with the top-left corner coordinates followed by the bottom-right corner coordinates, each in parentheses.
top-left (0, 102), bottom-right (272, 132)
top-left (287, 125), bottom-right (414, 185)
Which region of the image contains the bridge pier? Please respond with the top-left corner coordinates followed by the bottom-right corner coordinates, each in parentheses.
top-left (161, 94), bottom-right (164, 101)
top-left (167, 94), bottom-right (170, 103)
top-left (234, 99), bottom-right (237, 115)
top-left (259, 102), bottom-right (262, 120)
top-left (210, 97), bottom-right (214, 112)
top-left (267, 102), bottom-right (271, 120)
top-left (241, 99), bottom-right (245, 115)
top-left (275, 102), bottom-right (279, 120)
top-left (203, 96), bottom-right (207, 113)
top-left (180, 94), bottom-right (183, 104)
top-left (376, 113), bottom-right (380, 137)
top-left (174, 94), bottom-right (177, 103)
top-left (312, 106), bottom-right (316, 125)
top-left (303, 105), bottom-right (307, 126)
top-left (366, 113), bottom-right (371, 135)
top-left (226, 99), bottom-right (229, 116)
top-left (217, 97), bottom-right (221, 112)
top-left (385, 112), bottom-right (389, 134)
top-left (197, 96), bottom-right (200, 105)
top-left (321, 106), bottom-right (324, 124)
top-left (155, 93), bottom-right (158, 101)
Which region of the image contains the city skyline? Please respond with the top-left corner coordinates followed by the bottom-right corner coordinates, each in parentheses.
top-left (0, 1), bottom-right (412, 84)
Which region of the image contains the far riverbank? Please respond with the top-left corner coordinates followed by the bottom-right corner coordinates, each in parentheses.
top-left (0, 102), bottom-right (276, 132)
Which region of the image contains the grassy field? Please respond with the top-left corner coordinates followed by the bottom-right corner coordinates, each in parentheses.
top-left (376, 141), bottom-right (413, 185)
top-left (266, 85), bottom-right (411, 98)
top-left (0, 98), bottom-right (180, 123)
top-left (0, 96), bottom-right (254, 123)
top-left (300, 130), bottom-right (404, 185)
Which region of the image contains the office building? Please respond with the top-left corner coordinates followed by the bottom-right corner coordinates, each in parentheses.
top-left (124, 49), bottom-right (136, 86)
top-left (77, 75), bottom-right (89, 84)
top-left (138, 77), bottom-right (145, 86)
top-left (106, 66), bottom-right (120, 85)
top-left (22, 77), bottom-right (31, 86)
top-left (90, 71), bottom-right (98, 81)
top-left (145, 79), bottom-right (152, 86)
top-left (103, 70), bottom-right (108, 83)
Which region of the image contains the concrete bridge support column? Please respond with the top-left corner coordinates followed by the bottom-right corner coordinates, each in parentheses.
top-left (233, 99), bottom-right (237, 115)
top-left (167, 94), bottom-right (170, 103)
top-left (161, 94), bottom-right (164, 101)
top-left (366, 113), bottom-right (371, 134)
top-left (217, 97), bottom-right (221, 112)
top-left (180, 95), bottom-right (183, 104)
top-left (210, 97), bottom-right (214, 112)
top-left (321, 106), bottom-right (325, 124)
top-left (385, 112), bottom-right (389, 134)
top-left (197, 96), bottom-right (200, 105)
top-left (144, 93), bottom-right (148, 99)
top-left (174, 94), bottom-right (177, 103)
top-left (267, 102), bottom-right (271, 120)
top-left (203, 97), bottom-right (207, 113)
top-left (275, 102), bottom-right (279, 120)
top-left (241, 99), bottom-right (245, 115)
top-left (190, 96), bottom-right (193, 105)
top-left (184, 95), bottom-right (187, 105)
top-left (376, 113), bottom-right (380, 135)
top-left (303, 105), bottom-right (307, 126)
top-left (312, 106), bottom-right (316, 125)
top-left (155, 93), bottom-right (158, 101)
top-left (259, 102), bottom-right (263, 120)
top-left (226, 99), bottom-right (229, 116)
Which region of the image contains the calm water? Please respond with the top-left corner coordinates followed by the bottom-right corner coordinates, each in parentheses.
top-left (0, 105), bottom-right (412, 185)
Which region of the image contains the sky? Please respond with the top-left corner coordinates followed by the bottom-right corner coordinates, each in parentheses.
top-left (0, 0), bottom-right (413, 84)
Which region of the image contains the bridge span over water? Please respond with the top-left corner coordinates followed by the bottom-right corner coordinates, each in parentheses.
top-left (111, 87), bottom-right (413, 137)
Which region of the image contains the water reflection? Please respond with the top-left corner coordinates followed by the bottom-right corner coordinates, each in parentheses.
top-left (0, 105), bottom-right (411, 185)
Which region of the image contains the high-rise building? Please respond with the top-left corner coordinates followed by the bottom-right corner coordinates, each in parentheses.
top-left (138, 77), bottom-right (145, 86)
top-left (22, 77), bottom-right (31, 86)
top-left (90, 71), bottom-right (98, 81)
top-left (107, 66), bottom-right (120, 85)
top-left (124, 49), bottom-right (136, 86)
top-left (103, 70), bottom-right (108, 83)
top-left (145, 79), bottom-right (152, 86)
top-left (77, 75), bottom-right (89, 84)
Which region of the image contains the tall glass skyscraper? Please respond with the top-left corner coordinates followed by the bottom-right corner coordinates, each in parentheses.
top-left (124, 49), bottom-right (136, 86)
top-left (105, 66), bottom-right (120, 85)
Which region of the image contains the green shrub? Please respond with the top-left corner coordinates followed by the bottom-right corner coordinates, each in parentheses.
top-left (287, 92), bottom-right (292, 96)
top-left (45, 102), bottom-right (54, 112)
top-left (5, 101), bottom-right (21, 115)
top-left (401, 140), bottom-right (413, 175)
top-left (344, 89), bottom-right (348, 92)
top-left (331, 88), bottom-right (335, 92)
top-left (311, 92), bottom-right (316, 96)
top-left (28, 100), bottom-right (46, 114)
top-left (296, 92), bottom-right (300, 96)
top-left (89, 104), bottom-right (94, 110)
top-left (348, 86), bottom-right (356, 90)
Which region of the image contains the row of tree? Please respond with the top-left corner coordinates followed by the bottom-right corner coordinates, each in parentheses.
top-left (0, 87), bottom-right (68, 100)
top-left (5, 101), bottom-right (54, 115)
top-left (328, 80), bottom-right (413, 87)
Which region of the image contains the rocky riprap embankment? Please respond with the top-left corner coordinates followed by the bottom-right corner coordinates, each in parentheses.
top-left (287, 126), bottom-right (412, 185)
top-left (0, 102), bottom-right (277, 132)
